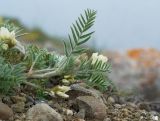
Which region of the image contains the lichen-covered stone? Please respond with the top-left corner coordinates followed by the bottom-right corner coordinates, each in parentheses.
top-left (0, 102), bottom-right (13, 120)
top-left (25, 103), bottom-right (63, 121)
top-left (76, 96), bottom-right (106, 120)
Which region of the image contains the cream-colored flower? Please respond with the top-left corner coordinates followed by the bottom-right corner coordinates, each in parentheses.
top-left (51, 85), bottom-right (71, 98)
top-left (91, 53), bottom-right (98, 65)
top-left (0, 27), bottom-right (25, 53)
top-left (0, 27), bottom-right (11, 39)
top-left (98, 55), bottom-right (108, 63)
top-left (62, 79), bottom-right (70, 85)
top-left (0, 27), bottom-right (17, 47)
top-left (57, 85), bottom-right (71, 92)
top-left (56, 91), bottom-right (69, 98)
top-left (91, 53), bottom-right (108, 65)
top-left (50, 91), bottom-right (55, 97)
top-left (63, 75), bottom-right (75, 84)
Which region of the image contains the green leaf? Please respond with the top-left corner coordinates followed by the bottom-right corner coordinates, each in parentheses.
top-left (81, 14), bottom-right (86, 24)
top-left (80, 31), bottom-right (94, 39)
top-left (68, 35), bottom-right (74, 50)
top-left (64, 9), bottom-right (96, 58)
top-left (73, 48), bottom-right (87, 54)
top-left (78, 17), bottom-right (84, 28)
top-left (76, 21), bottom-right (82, 33)
top-left (83, 24), bottom-right (94, 32)
top-left (73, 24), bottom-right (80, 38)
top-left (63, 41), bottom-right (69, 57)
top-left (71, 27), bottom-right (78, 44)
top-left (85, 10), bottom-right (89, 20)
top-left (78, 36), bottom-right (91, 45)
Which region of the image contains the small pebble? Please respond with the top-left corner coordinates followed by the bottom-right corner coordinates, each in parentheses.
top-left (151, 115), bottom-right (159, 121)
top-left (107, 96), bottom-right (115, 104)
top-left (63, 108), bottom-right (73, 116)
top-left (114, 104), bottom-right (122, 109)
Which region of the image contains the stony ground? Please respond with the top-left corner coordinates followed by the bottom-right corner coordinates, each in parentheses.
top-left (0, 83), bottom-right (160, 121)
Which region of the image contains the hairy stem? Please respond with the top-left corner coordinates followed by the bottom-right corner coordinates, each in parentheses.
top-left (23, 81), bottom-right (41, 89)
top-left (28, 53), bottom-right (41, 74)
top-left (33, 68), bottom-right (56, 74)
top-left (27, 69), bottom-right (61, 78)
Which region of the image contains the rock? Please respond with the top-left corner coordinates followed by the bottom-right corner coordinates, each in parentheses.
top-left (26, 96), bottom-right (35, 103)
top-left (151, 115), bottom-right (159, 121)
top-left (49, 102), bottom-right (62, 112)
top-left (2, 96), bottom-right (12, 106)
top-left (25, 103), bottom-right (63, 121)
top-left (0, 102), bottom-right (13, 120)
top-left (62, 108), bottom-right (73, 116)
top-left (107, 96), bottom-right (115, 104)
top-left (15, 120), bottom-right (21, 121)
top-left (77, 119), bottom-right (85, 121)
top-left (19, 93), bottom-right (26, 97)
top-left (25, 96), bottom-right (35, 108)
top-left (76, 96), bottom-right (106, 120)
top-left (114, 104), bottom-right (122, 109)
top-left (138, 102), bottom-right (151, 111)
top-left (14, 113), bottom-right (26, 121)
top-left (11, 95), bottom-right (26, 103)
top-left (12, 102), bottom-right (25, 113)
top-left (71, 83), bottom-right (102, 98)
top-left (103, 118), bottom-right (111, 121)
top-left (25, 102), bottom-right (34, 108)
top-left (72, 119), bottom-right (85, 121)
top-left (76, 109), bottom-right (85, 119)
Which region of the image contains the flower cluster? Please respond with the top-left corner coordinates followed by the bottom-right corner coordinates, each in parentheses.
top-left (91, 53), bottom-right (108, 65)
top-left (0, 27), bottom-right (17, 50)
top-left (50, 85), bottom-right (71, 98)
top-left (62, 75), bottom-right (75, 85)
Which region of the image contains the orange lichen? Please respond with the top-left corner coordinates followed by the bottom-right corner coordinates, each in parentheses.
top-left (127, 48), bottom-right (160, 68)
top-left (127, 48), bottom-right (144, 60)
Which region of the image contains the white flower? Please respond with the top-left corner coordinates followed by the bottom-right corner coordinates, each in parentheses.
top-left (0, 27), bottom-right (17, 47)
top-left (91, 52), bottom-right (108, 65)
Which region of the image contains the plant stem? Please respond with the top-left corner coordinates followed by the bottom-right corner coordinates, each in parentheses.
top-left (33, 68), bottom-right (56, 74)
top-left (28, 69), bottom-right (61, 78)
top-left (23, 81), bottom-right (41, 89)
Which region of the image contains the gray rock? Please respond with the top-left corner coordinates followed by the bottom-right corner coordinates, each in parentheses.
top-left (11, 95), bottom-right (26, 103)
top-left (12, 102), bottom-right (25, 113)
top-left (76, 96), bottom-right (106, 120)
top-left (2, 96), bottom-right (12, 106)
top-left (107, 96), bottom-right (115, 104)
top-left (0, 102), bottom-right (13, 120)
top-left (71, 83), bottom-right (102, 98)
top-left (114, 104), bottom-right (122, 109)
top-left (103, 118), bottom-right (111, 121)
top-left (76, 108), bottom-right (85, 119)
top-left (25, 103), bottom-right (63, 121)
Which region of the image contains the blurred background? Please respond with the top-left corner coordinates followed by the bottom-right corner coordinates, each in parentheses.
top-left (1, 0), bottom-right (160, 101)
